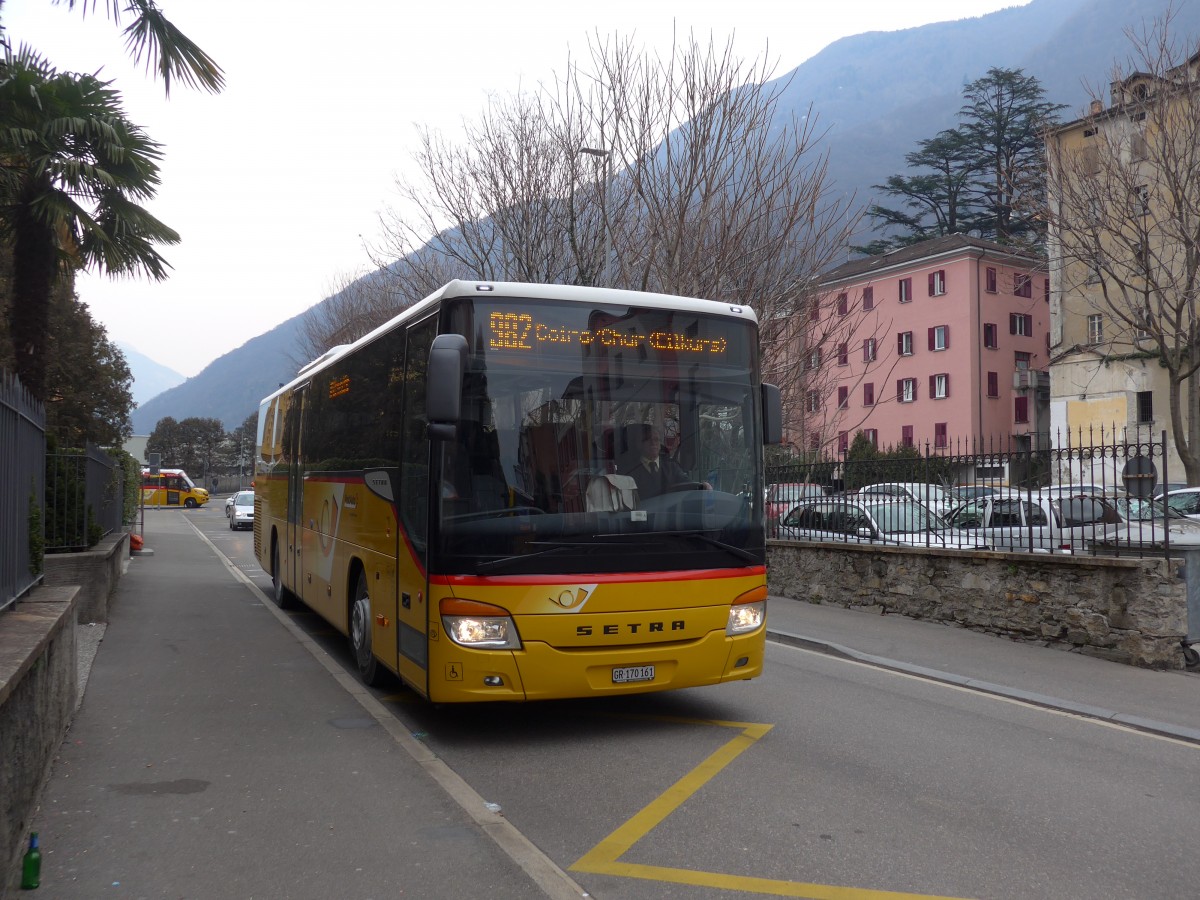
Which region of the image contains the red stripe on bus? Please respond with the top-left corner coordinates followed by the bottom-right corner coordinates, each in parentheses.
top-left (431, 567), bottom-right (764, 587)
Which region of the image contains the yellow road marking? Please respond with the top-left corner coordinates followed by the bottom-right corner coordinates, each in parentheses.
top-left (571, 716), bottom-right (971, 899)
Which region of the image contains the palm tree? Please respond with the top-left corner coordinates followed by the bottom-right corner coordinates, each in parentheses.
top-left (0, 45), bottom-right (180, 399)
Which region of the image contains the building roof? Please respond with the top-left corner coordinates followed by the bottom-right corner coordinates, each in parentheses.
top-left (819, 233), bottom-right (1043, 287)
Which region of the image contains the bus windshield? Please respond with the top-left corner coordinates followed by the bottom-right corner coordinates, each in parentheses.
top-left (433, 296), bottom-right (765, 576)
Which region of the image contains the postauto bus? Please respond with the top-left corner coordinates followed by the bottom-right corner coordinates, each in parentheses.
top-left (254, 280), bottom-right (781, 702)
top-left (140, 468), bottom-right (210, 508)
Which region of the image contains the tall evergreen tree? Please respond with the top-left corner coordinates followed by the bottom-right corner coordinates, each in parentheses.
top-left (859, 68), bottom-right (1065, 253)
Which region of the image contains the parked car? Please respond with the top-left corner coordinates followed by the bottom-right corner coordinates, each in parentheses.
top-left (945, 490), bottom-right (1122, 553)
top-left (228, 490), bottom-right (255, 531)
top-left (1158, 487), bottom-right (1200, 520)
top-left (856, 482), bottom-right (958, 517)
top-left (777, 497), bottom-right (987, 550)
top-left (951, 484), bottom-right (1004, 502)
top-left (766, 482), bottom-right (826, 535)
top-left (1089, 496), bottom-right (1200, 552)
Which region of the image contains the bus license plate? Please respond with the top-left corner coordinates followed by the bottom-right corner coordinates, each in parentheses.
top-left (612, 665), bottom-right (655, 684)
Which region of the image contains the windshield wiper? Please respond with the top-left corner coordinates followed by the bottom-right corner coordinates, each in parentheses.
top-left (473, 540), bottom-right (597, 574)
top-left (657, 530), bottom-right (760, 564)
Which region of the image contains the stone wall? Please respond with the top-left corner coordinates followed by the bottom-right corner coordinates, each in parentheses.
top-left (768, 541), bottom-right (1187, 668)
top-left (43, 531), bottom-right (129, 623)
top-left (0, 587), bottom-right (78, 889)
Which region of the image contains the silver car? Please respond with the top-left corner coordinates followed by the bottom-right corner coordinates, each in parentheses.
top-left (945, 490), bottom-right (1121, 553)
top-left (777, 498), bottom-right (986, 550)
top-left (228, 490), bottom-right (255, 531)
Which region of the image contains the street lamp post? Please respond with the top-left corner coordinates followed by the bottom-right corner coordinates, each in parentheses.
top-left (579, 146), bottom-right (610, 286)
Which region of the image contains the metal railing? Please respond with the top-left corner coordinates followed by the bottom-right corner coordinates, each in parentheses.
top-left (767, 429), bottom-right (1183, 558)
top-left (45, 444), bottom-right (124, 552)
top-left (1, 371), bottom-right (46, 613)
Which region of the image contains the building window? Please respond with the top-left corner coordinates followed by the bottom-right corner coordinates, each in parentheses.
top-left (838, 431), bottom-right (849, 453)
top-left (863, 338), bottom-right (877, 362)
top-left (809, 300), bottom-right (820, 321)
top-left (863, 383), bottom-right (875, 406)
top-left (930, 373), bottom-right (950, 399)
top-left (985, 268), bottom-right (997, 293)
top-left (929, 270), bottom-right (946, 296)
top-left (934, 422), bottom-right (948, 448)
top-left (1010, 313), bottom-right (1033, 336)
top-left (897, 378), bottom-right (916, 403)
top-left (808, 432), bottom-right (820, 451)
top-left (984, 323), bottom-right (998, 349)
top-left (1015, 351), bottom-right (1032, 370)
top-left (901, 425), bottom-right (914, 447)
top-left (806, 390), bottom-right (820, 413)
top-left (837, 386), bottom-right (848, 409)
top-left (862, 286), bottom-right (874, 310)
top-left (1014, 396), bottom-right (1029, 424)
top-left (1133, 184), bottom-right (1150, 217)
top-left (1044, 279), bottom-right (1051, 302)
top-left (897, 331), bottom-right (914, 356)
top-left (863, 429), bottom-right (878, 448)
top-left (899, 277), bottom-right (912, 303)
top-left (807, 348), bottom-right (822, 369)
top-left (1014, 274), bottom-right (1033, 297)
top-left (837, 343), bottom-right (848, 366)
top-left (987, 371), bottom-right (999, 397)
top-left (1087, 314), bottom-right (1104, 344)
top-left (837, 293), bottom-right (848, 316)
top-left (1136, 391), bottom-right (1154, 423)
top-left (929, 325), bottom-right (949, 351)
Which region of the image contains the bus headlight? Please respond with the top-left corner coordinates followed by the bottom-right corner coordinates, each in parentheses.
top-left (727, 586), bottom-right (767, 636)
top-left (440, 598), bottom-right (522, 649)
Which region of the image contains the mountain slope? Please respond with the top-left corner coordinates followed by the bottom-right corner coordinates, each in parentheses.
top-left (118, 343), bottom-right (186, 407)
top-left (130, 0), bottom-right (1199, 431)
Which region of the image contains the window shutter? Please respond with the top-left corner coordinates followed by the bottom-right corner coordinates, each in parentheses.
top-left (944, 324), bottom-right (949, 348)
top-left (897, 333), bottom-right (905, 355)
top-left (896, 380), bottom-right (904, 402)
top-left (945, 374), bottom-right (951, 397)
top-left (928, 273), bottom-right (936, 295)
top-left (1009, 314), bottom-right (1017, 335)
top-left (928, 328), bottom-right (935, 351)
top-left (929, 374), bottom-right (936, 397)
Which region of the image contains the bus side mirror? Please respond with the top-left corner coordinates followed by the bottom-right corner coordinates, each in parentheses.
top-left (427, 333), bottom-right (468, 441)
top-left (761, 383), bottom-right (782, 445)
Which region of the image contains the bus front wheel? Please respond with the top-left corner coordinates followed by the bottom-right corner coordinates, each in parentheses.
top-left (184, 498), bottom-right (198, 508)
top-left (271, 540), bottom-right (297, 610)
top-left (350, 573), bottom-right (383, 686)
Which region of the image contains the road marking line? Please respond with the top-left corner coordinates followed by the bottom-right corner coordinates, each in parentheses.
top-left (571, 716), bottom-right (968, 898)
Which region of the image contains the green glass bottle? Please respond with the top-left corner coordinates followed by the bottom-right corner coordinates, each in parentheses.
top-left (20, 831), bottom-right (40, 890)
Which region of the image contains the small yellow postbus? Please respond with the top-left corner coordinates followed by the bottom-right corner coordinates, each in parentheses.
top-left (254, 280), bottom-right (781, 702)
top-left (141, 468), bottom-right (210, 508)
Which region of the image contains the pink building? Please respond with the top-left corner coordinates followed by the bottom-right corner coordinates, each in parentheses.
top-left (797, 235), bottom-right (1049, 455)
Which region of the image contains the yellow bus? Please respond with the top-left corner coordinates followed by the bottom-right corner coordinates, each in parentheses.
top-left (254, 280), bottom-right (781, 702)
top-left (141, 468), bottom-right (210, 508)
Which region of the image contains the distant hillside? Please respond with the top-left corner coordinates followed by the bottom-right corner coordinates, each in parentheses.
top-left (118, 343), bottom-right (186, 407)
top-left (134, 0), bottom-right (1200, 431)
top-left (130, 315), bottom-right (306, 432)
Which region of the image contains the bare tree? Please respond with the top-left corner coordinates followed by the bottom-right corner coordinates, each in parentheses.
top-left (369, 30), bottom-right (860, 430)
top-left (1045, 13), bottom-right (1200, 482)
top-left (296, 268), bottom-right (406, 365)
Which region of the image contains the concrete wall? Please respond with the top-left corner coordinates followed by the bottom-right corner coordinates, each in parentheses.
top-left (43, 531), bottom-right (129, 623)
top-left (768, 541), bottom-right (1186, 668)
top-left (0, 586), bottom-right (78, 890)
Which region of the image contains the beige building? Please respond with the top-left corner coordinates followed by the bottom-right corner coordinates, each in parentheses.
top-left (1045, 53), bottom-right (1200, 488)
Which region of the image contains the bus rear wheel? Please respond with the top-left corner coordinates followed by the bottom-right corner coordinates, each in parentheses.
top-left (350, 573), bottom-right (383, 686)
top-left (271, 540), bottom-right (297, 610)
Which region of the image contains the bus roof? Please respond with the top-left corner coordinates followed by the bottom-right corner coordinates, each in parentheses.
top-left (261, 280), bottom-right (762, 406)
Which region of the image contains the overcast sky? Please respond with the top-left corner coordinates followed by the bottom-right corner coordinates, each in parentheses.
top-left (5, 0), bottom-right (1029, 378)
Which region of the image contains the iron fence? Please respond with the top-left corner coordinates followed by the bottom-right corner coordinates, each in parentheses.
top-left (767, 429), bottom-right (1185, 559)
top-left (45, 444), bottom-right (125, 552)
top-left (1, 371), bottom-right (46, 613)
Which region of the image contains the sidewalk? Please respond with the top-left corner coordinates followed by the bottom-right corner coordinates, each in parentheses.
top-left (9, 514), bottom-right (583, 900)
top-left (765, 595), bottom-right (1200, 743)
